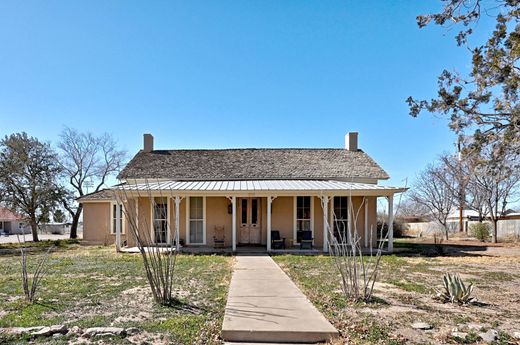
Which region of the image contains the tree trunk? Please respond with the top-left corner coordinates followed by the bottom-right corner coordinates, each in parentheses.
top-left (492, 219), bottom-right (498, 243)
top-left (69, 204), bottom-right (83, 239)
top-left (444, 224), bottom-right (449, 241)
top-left (30, 220), bottom-right (39, 242)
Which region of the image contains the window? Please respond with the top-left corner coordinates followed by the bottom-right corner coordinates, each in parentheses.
top-left (0, 221), bottom-right (3, 231)
top-left (251, 199), bottom-right (259, 225)
top-left (241, 199), bottom-right (248, 224)
top-left (18, 222), bottom-right (24, 230)
top-left (295, 196), bottom-right (312, 242)
top-left (333, 196), bottom-right (349, 242)
top-left (153, 198), bottom-right (168, 243)
top-left (111, 203), bottom-right (124, 234)
top-left (188, 197), bottom-right (205, 244)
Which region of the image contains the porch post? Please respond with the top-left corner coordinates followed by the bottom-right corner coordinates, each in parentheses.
top-left (231, 196), bottom-right (236, 252)
top-left (322, 197), bottom-right (329, 252)
top-left (175, 196), bottom-right (181, 252)
top-left (115, 202), bottom-right (121, 252)
top-left (347, 195), bottom-right (353, 244)
top-left (387, 194), bottom-right (394, 252)
top-left (267, 196), bottom-right (272, 252)
top-left (364, 198), bottom-right (369, 248)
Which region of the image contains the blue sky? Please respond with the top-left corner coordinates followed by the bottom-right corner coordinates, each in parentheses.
top-left (0, 1), bottom-right (493, 187)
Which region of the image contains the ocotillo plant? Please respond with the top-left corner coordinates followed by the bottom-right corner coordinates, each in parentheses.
top-left (113, 180), bottom-right (179, 306)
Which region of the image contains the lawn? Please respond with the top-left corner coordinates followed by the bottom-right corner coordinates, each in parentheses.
top-left (273, 242), bottom-right (520, 345)
top-left (0, 244), bottom-right (233, 344)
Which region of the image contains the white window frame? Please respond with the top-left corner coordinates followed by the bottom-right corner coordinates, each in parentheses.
top-left (150, 197), bottom-right (170, 243)
top-left (110, 202), bottom-right (125, 235)
top-left (293, 196), bottom-right (314, 244)
top-left (186, 196), bottom-right (206, 245)
top-left (331, 196), bottom-right (350, 244)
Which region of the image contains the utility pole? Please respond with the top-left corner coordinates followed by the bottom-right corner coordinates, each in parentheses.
top-left (457, 137), bottom-right (464, 233)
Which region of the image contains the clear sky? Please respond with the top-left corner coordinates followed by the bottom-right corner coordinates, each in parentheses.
top-left (0, 1), bottom-right (493, 187)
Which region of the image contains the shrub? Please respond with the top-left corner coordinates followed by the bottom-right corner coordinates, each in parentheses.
top-left (470, 222), bottom-right (490, 242)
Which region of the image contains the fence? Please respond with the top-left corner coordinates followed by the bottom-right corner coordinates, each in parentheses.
top-left (404, 219), bottom-right (520, 241)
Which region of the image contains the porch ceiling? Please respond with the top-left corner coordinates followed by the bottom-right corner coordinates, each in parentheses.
top-left (114, 179), bottom-right (407, 197)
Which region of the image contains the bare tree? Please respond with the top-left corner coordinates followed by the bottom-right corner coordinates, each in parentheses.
top-left (470, 149), bottom-right (520, 243)
top-left (0, 133), bottom-right (64, 242)
top-left (396, 198), bottom-right (430, 219)
top-left (409, 163), bottom-right (456, 240)
top-left (58, 128), bottom-right (126, 239)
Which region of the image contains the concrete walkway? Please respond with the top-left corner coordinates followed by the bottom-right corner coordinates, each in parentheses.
top-left (222, 255), bottom-right (338, 343)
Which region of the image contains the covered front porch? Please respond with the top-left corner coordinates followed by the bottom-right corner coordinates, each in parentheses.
top-left (112, 180), bottom-right (406, 253)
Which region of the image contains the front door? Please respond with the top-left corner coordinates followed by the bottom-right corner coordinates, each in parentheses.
top-left (239, 198), bottom-right (261, 244)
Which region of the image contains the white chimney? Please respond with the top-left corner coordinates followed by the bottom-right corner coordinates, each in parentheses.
top-left (143, 133), bottom-right (154, 152)
top-left (345, 132), bottom-right (358, 151)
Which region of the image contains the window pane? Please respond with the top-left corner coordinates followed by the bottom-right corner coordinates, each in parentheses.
top-left (241, 199), bottom-right (248, 223)
top-left (154, 198), bottom-right (167, 220)
top-left (190, 197), bottom-right (203, 219)
top-left (251, 199), bottom-right (258, 224)
top-left (334, 196), bottom-right (348, 220)
top-left (190, 220), bottom-right (203, 243)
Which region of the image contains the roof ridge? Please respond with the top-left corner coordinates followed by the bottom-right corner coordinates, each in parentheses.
top-left (148, 148), bottom-right (353, 151)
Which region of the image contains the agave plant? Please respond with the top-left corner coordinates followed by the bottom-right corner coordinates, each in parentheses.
top-left (436, 273), bottom-right (476, 305)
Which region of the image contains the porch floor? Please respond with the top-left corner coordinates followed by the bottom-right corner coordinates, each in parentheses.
top-left (221, 255), bottom-right (338, 343)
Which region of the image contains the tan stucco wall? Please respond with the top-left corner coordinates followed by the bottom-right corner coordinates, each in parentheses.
top-left (205, 197), bottom-right (232, 246)
top-left (271, 197), bottom-right (294, 245)
top-left (83, 202), bottom-right (111, 245)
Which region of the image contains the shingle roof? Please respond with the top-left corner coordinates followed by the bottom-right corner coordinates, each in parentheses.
top-left (117, 148), bottom-right (389, 181)
top-left (77, 189), bottom-right (114, 202)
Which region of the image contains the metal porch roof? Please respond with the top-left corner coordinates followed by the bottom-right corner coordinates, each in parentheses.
top-left (114, 180), bottom-right (407, 196)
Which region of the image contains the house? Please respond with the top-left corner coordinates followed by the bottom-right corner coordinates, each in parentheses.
top-left (78, 133), bottom-right (406, 252)
top-left (0, 207), bottom-right (31, 235)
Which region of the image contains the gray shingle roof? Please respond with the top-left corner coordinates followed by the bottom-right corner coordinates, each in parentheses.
top-left (77, 189), bottom-right (114, 202)
top-left (117, 148), bottom-right (389, 181)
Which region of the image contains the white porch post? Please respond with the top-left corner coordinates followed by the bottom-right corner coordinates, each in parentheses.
top-left (322, 196), bottom-right (330, 252)
top-left (387, 194), bottom-right (394, 252)
top-left (115, 202), bottom-right (121, 252)
top-left (267, 196), bottom-right (272, 252)
top-left (364, 198), bottom-right (369, 248)
top-left (175, 196), bottom-right (181, 252)
top-left (231, 196), bottom-right (237, 252)
top-left (347, 195), bottom-right (353, 244)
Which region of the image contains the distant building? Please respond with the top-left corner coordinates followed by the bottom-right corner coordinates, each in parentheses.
top-left (0, 207), bottom-right (31, 235)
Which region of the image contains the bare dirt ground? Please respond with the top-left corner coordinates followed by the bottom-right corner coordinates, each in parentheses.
top-left (274, 240), bottom-right (520, 345)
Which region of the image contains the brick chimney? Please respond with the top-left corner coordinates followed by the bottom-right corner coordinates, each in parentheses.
top-left (345, 132), bottom-right (358, 151)
top-left (143, 133), bottom-right (154, 152)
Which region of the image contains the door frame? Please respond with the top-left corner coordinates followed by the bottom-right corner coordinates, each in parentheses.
top-left (238, 197), bottom-right (261, 244)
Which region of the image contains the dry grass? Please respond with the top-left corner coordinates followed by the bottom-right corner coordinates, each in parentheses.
top-left (0, 245), bottom-right (233, 344)
top-left (273, 241), bottom-right (520, 345)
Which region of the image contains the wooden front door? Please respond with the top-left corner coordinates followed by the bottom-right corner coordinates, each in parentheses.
top-left (239, 198), bottom-right (261, 244)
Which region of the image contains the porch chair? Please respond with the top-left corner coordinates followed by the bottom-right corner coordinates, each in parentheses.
top-left (300, 230), bottom-right (313, 250)
top-left (271, 230), bottom-right (286, 250)
top-left (213, 226), bottom-right (225, 248)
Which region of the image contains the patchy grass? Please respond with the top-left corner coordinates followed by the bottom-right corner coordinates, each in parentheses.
top-left (273, 243), bottom-right (520, 345)
top-left (0, 238), bottom-right (81, 250)
top-left (0, 246), bottom-right (233, 344)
